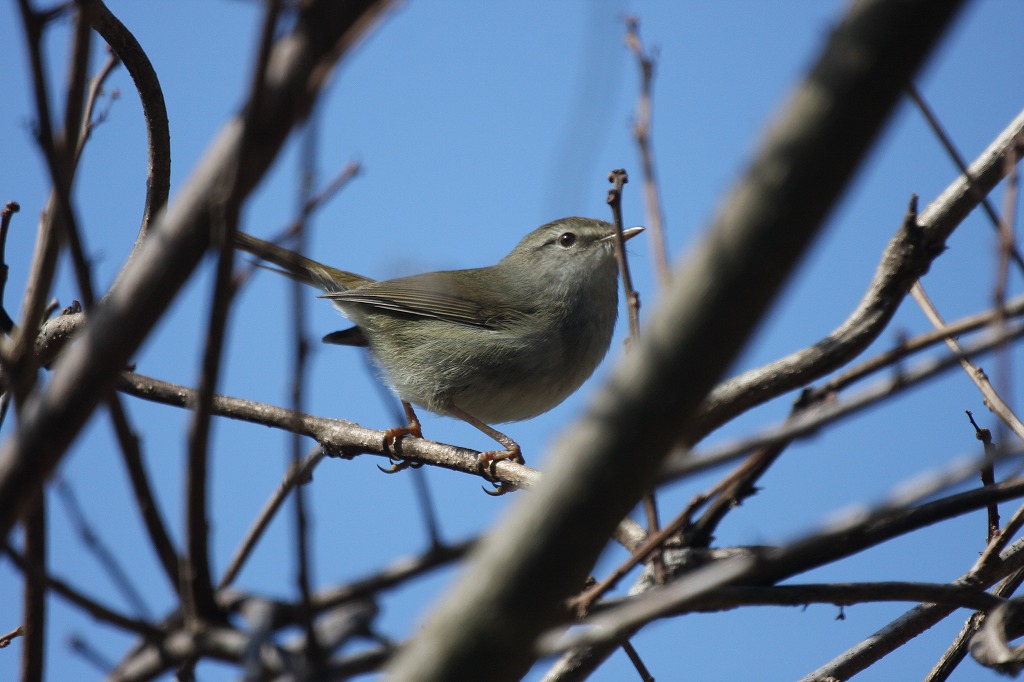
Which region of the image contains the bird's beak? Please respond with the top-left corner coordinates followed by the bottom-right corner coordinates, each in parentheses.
top-left (602, 226), bottom-right (645, 242)
top-left (622, 226), bottom-right (645, 241)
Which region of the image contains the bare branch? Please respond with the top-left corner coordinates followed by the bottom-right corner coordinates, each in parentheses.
top-left (0, 0), bottom-right (395, 541)
top-left (85, 0), bottom-right (171, 246)
top-left (386, 2), bottom-right (969, 678)
top-left (624, 16), bottom-right (671, 288)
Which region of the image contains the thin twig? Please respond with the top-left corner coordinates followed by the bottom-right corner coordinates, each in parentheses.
top-left (606, 169), bottom-right (641, 340)
top-left (55, 478), bottom-right (153, 619)
top-left (291, 68), bottom-right (320, 663)
top-left (554, 581), bottom-right (1006, 656)
top-left (85, 0), bottom-right (171, 247)
top-left (621, 640), bottom-right (654, 682)
top-left (810, 293), bottom-right (1024, 401)
top-left (906, 83), bottom-right (1024, 274)
top-left (10, 1), bottom-right (71, 396)
top-left (910, 282), bottom-right (1024, 443)
top-left (182, 183), bottom-right (238, 629)
top-left (73, 48), bottom-right (119, 165)
top-left (664, 320), bottom-right (1024, 482)
top-left (21, 495), bottom-right (45, 682)
top-left (368, 359), bottom-right (444, 548)
top-left (68, 635), bottom-right (115, 674)
top-left (283, 161), bottom-right (362, 239)
top-left (624, 16), bottom-right (670, 288)
top-left (218, 448), bottom-right (326, 589)
top-left (2, 542), bottom-right (161, 638)
top-left (608, 169), bottom-right (661, 580)
top-left (233, 161), bottom-right (362, 292)
top-left (926, 564), bottom-right (1024, 681)
top-left (0, 625), bottom-right (24, 648)
top-left (106, 397), bottom-right (181, 595)
top-left (693, 107), bottom-right (1024, 441)
top-left (800, 537), bottom-right (1024, 681)
top-left (967, 410), bottom-right (1000, 540)
top-left (0, 201), bottom-right (21, 335)
top-left (555, 473), bottom-right (1024, 664)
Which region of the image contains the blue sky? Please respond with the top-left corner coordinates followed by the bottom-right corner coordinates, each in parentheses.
top-left (2, 1), bottom-right (1024, 680)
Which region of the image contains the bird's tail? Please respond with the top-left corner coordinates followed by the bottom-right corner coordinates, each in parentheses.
top-left (234, 231), bottom-right (374, 293)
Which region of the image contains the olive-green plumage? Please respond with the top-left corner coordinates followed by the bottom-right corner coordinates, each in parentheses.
top-left (235, 218), bottom-right (642, 427)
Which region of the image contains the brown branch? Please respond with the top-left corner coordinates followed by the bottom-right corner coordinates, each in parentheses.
top-left (116, 368), bottom-right (539, 487)
top-left (181, 0), bottom-right (290, 633)
top-left (800, 535), bottom-right (1024, 680)
top-left (117, 541), bottom-right (475, 679)
top-left (289, 74), bottom-right (319, 663)
top-left (218, 447), bottom-right (325, 589)
top-left (73, 48), bottom-right (119, 165)
top-left (182, 160), bottom-right (237, 629)
top-left (606, 169), bottom-right (641, 341)
top-left (85, 0), bottom-right (170, 247)
top-left (223, 538), bottom-right (476, 627)
top-left (928, 565), bottom-right (1024, 680)
top-left (967, 410), bottom-right (1000, 540)
top-left (547, 478), bottom-right (1024, 682)
top-left (0, 0), bottom-right (395, 542)
top-left (624, 16), bottom-right (670, 288)
top-left (811, 292), bottom-right (1024, 400)
top-left (911, 282), bottom-right (1024, 442)
top-left (906, 82), bottom-right (1024, 274)
top-left (12, 17), bottom-right (175, 628)
top-left (286, 161), bottom-right (361, 236)
top-left (55, 478), bottom-right (152, 619)
top-left (44, 3), bottom-right (185, 604)
top-left (232, 161), bottom-right (361, 293)
top-left (692, 108), bottom-right (1024, 442)
top-left (0, 625), bottom-right (24, 648)
top-left (10, 1), bottom-right (74, 398)
top-left (21, 496), bottom-right (45, 682)
top-left (552, 582), bottom-right (1005, 655)
top-left (621, 640), bottom-right (654, 682)
top-left (389, 2), bottom-right (970, 678)
top-left (3, 542), bottom-right (161, 638)
top-left (106, 397), bottom-right (181, 595)
top-left (0, 201), bottom-right (21, 335)
top-left (607, 168), bottom-right (661, 574)
top-left (663, 319), bottom-right (1024, 482)
top-left (67, 636), bottom-right (115, 674)
top-left (114, 367), bottom-right (654, 550)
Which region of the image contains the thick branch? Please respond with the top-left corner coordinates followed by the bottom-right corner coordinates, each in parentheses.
top-left (384, 2), bottom-right (967, 679)
top-left (0, 0), bottom-right (393, 540)
top-left (693, 107), bottom-right (1024, 440)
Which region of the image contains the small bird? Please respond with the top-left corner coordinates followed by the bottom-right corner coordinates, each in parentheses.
top-left (235, 217), bottom-right (642, 474)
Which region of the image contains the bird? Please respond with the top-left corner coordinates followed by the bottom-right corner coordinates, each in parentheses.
top-left (235, 217), bottom-right (643, 478)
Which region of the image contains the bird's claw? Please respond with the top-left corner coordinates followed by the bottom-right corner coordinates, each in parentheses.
top-left (382, 422), bottom-right (423, 453)
top-left (477, 448), bottom-right (525, 472)
top-left (477, 448), bottom-right (523, 495)
top-left (482, 480), bottom-right (512, 496)
top-left (377, 455), bottom-right (423, 474)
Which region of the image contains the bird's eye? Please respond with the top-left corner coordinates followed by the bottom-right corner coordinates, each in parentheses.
top-left (558, 232), bottom-right (577, 248)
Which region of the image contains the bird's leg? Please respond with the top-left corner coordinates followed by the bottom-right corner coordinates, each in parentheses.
top-left (447, 405), bottom-right (524, 495)
top-left (379, 401), bottom-right (424, 474)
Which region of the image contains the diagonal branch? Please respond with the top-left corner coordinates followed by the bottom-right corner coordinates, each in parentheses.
top-left (0, 0), bottom-right (395, 541)
top-left (385, 2), bottom-right (969, 679)
top-left (693, 106), bottom-right (1024, 442)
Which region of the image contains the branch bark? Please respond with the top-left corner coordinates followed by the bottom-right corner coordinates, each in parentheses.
top-left (384, 1), bottom-right (968, 679)
top-left (0, 0), bottom-right (393, 540)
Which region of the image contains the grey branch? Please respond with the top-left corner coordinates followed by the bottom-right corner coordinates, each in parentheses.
top-left (384, 1), bottom-right (969, 679)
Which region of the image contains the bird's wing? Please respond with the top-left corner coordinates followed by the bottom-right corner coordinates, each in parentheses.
top-left (323, 280), bottom-right (525, 329)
